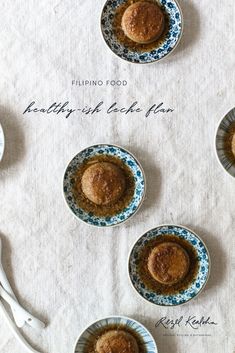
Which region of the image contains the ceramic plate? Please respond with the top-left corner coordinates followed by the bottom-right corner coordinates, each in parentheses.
top-left (63, 144), bottom-right (146, 227)
top-left (0, 124), bottom-right (5, 162)
top-left (74, 316), bottom-right (158, 353)
top-left (101, 0), bottom-right (183, 64)
top-left (215, 107), bottom-right (235, 178)
top-left (128, 225), bottom-right (210, 306)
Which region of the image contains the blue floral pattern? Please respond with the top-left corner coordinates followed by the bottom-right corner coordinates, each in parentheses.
top-left (129, 225), bottom-right (210, 306)
top-left (74, 316), bottom-right (158, 353)
top-left (101, 0), bottom-right (183, 64)
top-left (63, 144), bottom-right (146, 227)
top-left (0, 124), bottom-right (4, 162)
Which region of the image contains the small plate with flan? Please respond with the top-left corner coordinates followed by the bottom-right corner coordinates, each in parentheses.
top-left (63, 144), bottom-right (146, 227)
top-left (128, 225), bottom-right (210, 306)
top-left (100, 0), bottom-right (183, 64)
top-left (215, 107), bottom-right (235, 178)
top-left (73, 316), bottom-right (158, 353)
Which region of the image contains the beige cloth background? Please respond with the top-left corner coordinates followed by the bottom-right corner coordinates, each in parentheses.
top-left (0, 0), bottom-right (235, 352)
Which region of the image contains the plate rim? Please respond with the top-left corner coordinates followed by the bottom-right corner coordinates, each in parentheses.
top-left (215, 106), bottom-right (235, 179)
top-left (73, 315), bottom-right (158, 353)
top-left (128, 224), bottom-right (211, 307)
top-left (100, 0), bottom-right (184, 65)
top-left (0, 123), bottom-right (5, 162)
top-left (63, 143), bottom-right (146, 228)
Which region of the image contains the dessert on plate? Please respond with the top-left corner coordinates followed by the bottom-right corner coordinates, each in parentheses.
top-left (73, 316), bottom-right (156, 353)
top-left (63, 144), bottom-right (146, 226)
top-left (101, 0), bottom-right (183, 63)
top-left (128, 226), bottom-right (210, 306)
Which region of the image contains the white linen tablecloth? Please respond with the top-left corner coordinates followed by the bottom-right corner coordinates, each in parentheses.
top-left (0, 1), bottom-right (235, 352)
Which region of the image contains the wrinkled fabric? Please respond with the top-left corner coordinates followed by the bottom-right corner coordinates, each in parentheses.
top-left (0, 1), bottom-right (234, 352)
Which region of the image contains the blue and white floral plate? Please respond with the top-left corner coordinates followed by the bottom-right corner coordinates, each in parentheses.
top-left (63, 144), bottom-right (146, 227)
top-left (74, 316), bottom-right (158, 353)
top-left (101, 0), bottom-right (183, 64)
top-left (0, 124), bottom-right (5, 162)
top-left (215, 107), bottom-right (235, 178)
top-left (128, 225), bottom-right (210, 306)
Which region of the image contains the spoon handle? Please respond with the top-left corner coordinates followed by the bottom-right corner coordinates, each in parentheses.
top-left (0, 264), bottom-right (25, 327)
top-left (0, 299), bottom-right (42, 353)
top-left (0, 285), bottom-right (45, 330)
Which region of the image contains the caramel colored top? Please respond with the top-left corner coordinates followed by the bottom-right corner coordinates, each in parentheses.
top-left (121, 1), bottom-right (165, 44)
top-left (147, 242), bottom-right (190, 285)
top-left (81, 162), bottom-right (126, 205)
top-left (96, 330), bottom-right (139, 353)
